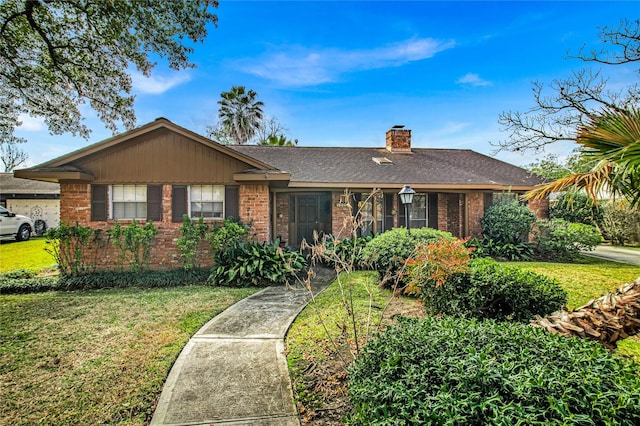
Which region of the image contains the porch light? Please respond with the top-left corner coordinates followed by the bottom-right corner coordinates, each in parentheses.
top-left (398, 184), bottom-right (415, 233)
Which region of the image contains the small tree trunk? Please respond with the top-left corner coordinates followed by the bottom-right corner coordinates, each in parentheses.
top-left (532, 278), bottom-right (640, 349)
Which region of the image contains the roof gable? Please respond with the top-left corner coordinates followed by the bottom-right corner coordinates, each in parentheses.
top-left (16, 118), bottom-right (278, 183)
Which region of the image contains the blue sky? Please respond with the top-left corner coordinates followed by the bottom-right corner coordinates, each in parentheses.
top-left (14, 0), bottom-right (639, 168)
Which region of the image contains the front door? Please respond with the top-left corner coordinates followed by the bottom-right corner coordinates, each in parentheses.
top-left (297, 195), bottom-right (319, 244)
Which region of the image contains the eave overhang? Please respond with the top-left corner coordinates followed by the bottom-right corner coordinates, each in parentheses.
top-left (14, 169), bottom-right (94, 183)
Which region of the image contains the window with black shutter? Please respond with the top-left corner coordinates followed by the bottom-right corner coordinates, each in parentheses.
top-left (225, 186), bottom-right (239, 219)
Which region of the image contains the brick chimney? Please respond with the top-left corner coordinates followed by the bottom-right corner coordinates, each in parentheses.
top-left (386, 126), bottom-right (412, 153)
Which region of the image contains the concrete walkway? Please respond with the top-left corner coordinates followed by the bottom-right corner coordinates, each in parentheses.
top-left (583, 245), bottom-right (640, 266)
top-left (150, 267), bottom-right (335, 426)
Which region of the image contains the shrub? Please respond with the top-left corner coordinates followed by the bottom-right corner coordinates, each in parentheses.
top-left (481, 200), bottom-right (536, 244)
top-left (209, 240), bottom-right (306, 287)
top-left (405, 238), bottom-right (472, 294)
top-left (177, 215), bottom-right (209, 269)
top-left (533, 218), bottom-right (602, 260)
top-left (550, 191), bottom-right (604, 227)
top-left (361, 228), bottom-right (454, 279)
top-left (419, 258), bottom-right (566, 322)
top-left (206, 217), bottom-right (251, 253)
top-left (349, 317), bottom-right (640, 425)
top-left (45, 222), bottom-right (105, 276)
top-left (107, 220), bottom-right (158, 272)
top-left (601, 201), bottom-right (640, 245)
top-left (470, 238), bottom-right (534, 261)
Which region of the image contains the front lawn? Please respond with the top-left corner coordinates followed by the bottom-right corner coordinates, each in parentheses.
top-left (0, 238), bottom-right (55, 273)
top-left (0, 285), bottom-right (258, 425)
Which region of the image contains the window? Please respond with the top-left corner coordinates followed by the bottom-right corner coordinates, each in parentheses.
top-left (112, 185), bottom-right (147, 219)
top-left (90, 184), bottom-right (162, 221)
top-left (409, 194), bottom-right (428, 229)
top-left (190, 185), bottom-right (224, 218)
top-left (359, 193), bottom-right (385, 236)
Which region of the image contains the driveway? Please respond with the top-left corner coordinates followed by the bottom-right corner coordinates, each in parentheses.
top-left (583, 245), bottom-right (640, 266)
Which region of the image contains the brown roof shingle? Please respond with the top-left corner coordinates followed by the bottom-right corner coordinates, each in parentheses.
top-left (231, 146), bottom-right (542, 190)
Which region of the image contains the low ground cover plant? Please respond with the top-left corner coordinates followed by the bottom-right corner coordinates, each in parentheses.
top-left (348, 316), bottom-right (640, 425)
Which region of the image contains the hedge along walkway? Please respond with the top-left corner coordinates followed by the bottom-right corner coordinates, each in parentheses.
top-left (150, 267), bottom-right (335, 426)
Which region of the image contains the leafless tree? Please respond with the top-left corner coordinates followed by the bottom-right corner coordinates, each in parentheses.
top-left (1, 141), bottom-right (28, 172)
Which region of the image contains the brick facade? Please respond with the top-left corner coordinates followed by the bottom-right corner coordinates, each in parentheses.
top-left (239, 184), bottom-right (270, 241)
top-left (274, 193), bottom-right (289, 245)
top-left (57, 183), bottom-right (271, 271)
top-left (331, 192), bottom-right (355, 239)
top-left (466, 192), bottom-right (485, 238)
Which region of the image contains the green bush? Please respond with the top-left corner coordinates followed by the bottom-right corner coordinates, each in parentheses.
top-left (177, 215), bottom-right (209, 270)
top-left (45, 222), bottom-right (105, 276)
top-left (601, 201), bottom-right (640, 245)
top-left (349, 317), bottom-right (640, 425)
top-left (206, 217), bottom-right (251, 253)
top-left (533, 218), bottom-right (602, 260)
top-left (420, 258), bottom-right (566, 322)
top-left (361, 228), bottom-right (454, 278)
top-left (209, 240), bottom-right (306, 287)
top-left (469, 238), bottom-right (534, 261)
top-left (479, 201), bottom-right (537, 261)
top-left (550, 191), bottom-right (604, 227)
top-left (107, 220), bottom-right (158, 272)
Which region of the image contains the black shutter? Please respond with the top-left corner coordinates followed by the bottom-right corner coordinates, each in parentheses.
top-left (225, 186), bottom-right (239, 220)
top-left (91, 185), bottom-right (107, 221)
top-left (147, 185), bottom-right (163, 221)
top-left (172, 185), bottom-right (188, 222)
top-left (428, 194), bottom-right (438, 229)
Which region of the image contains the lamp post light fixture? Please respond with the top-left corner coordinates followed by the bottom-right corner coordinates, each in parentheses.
top-left (398, 184), bottom-right (415, 234)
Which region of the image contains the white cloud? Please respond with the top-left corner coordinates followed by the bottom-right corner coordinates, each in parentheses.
top-left (237, 38), bottom-right (455, 87)
top-left (456, 73), bottom-right (492, 87)
top-left (131, 71), bottom-right (191, 94)
top-left (17, 114), bottom-right (44, 132)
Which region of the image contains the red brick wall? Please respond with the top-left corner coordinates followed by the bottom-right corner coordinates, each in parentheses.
top-left (385, 129), bottom-right (412, 153)
top-left (528, 197), bottom-right (549, 219)
top-left (331, 192), bottom-right (355, 239)
top-left (57, 183), bottom-right (275, 271)
top-left (274, 193), bottom-right (289, 245)
top-left (466, 192), bottom-right (484, 238)
top-left (239, 184), bottom-right (270, 241)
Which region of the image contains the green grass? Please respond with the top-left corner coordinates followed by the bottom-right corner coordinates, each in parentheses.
top-left (506, 256), bottom-right (640, 362)
top-left (0, 238), bottom-right (57, 273)
top-left (0, 285), bottom-right (258, 425)
top-left (505, 256), bottom-right (640, 309)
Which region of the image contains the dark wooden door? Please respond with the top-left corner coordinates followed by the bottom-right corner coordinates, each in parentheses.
top-left (297, 195), bottom-right (319, 244)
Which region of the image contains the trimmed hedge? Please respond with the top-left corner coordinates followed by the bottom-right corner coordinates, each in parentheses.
top-left (349, 317), bottom-right (640, 425)
top-left (419, 258), bottom-right (567, 322)
top-left (361, 228), bottom-right (454, 279)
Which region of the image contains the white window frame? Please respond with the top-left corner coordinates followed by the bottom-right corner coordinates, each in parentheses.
top-left (189, 185), bottom-right (225, 219)
top-left (111, 184), bottom-right (147, 220)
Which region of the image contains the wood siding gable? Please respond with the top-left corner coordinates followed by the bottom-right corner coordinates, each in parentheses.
top-left (73, 128), bottom-right (257, 184)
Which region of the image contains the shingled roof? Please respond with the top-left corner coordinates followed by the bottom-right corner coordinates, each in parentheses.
top-left (0, 173), bottom-right (60, 195)
top-left (231, 146), bottom-right (543, 190)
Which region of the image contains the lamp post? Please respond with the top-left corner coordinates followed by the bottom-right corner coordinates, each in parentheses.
top-left (398, 184), bottom-right (415, 235)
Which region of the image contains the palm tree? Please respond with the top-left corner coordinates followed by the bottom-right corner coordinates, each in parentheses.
top-left (217, 86), bottom-right (264, 145)
top-left (526, 107), bottom-right (640, 209)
